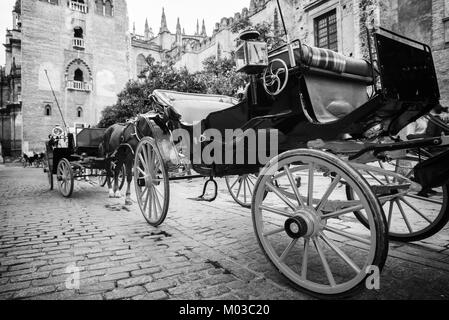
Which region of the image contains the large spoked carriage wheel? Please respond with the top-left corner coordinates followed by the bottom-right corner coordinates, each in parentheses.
top-left (134, 137), bottom-right (170, 227)
top-left (57, 158), bottom-right (74, 198)
top-left (252, 149), bottom-right (388, 298)
top-left (225, 174), bottom-right (258, 208)
top-left (347, 155), bottom-right (449, 242)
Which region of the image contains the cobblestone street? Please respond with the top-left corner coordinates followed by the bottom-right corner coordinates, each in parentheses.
top-left (1, 165), bottom-right (449, 300)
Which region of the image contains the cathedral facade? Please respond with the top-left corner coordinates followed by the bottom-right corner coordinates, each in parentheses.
top-left (1, 0), bottom-right (449, 156)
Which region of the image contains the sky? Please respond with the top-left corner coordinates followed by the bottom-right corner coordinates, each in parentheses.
top-left (0, 0), bottom-right (250, 65)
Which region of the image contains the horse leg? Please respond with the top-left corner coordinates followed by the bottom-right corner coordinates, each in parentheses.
top-left (125, 154), bottom-right (133, 206)
top-left (114, 159), bottom-right (123, 198)
top-left (106, 161), bottom-right (115, 198)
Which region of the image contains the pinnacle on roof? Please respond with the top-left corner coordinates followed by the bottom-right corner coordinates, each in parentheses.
top-left (201, 19), bottom-right (207, 37)
top-left (195, 19), bottom-right (200, 36)
top-left (176, 17), bottom-right (182, 34)
top-left (159, 7), bottom-right (170, 34)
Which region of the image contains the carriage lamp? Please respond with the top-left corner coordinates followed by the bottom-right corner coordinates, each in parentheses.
top-left (235, 30), bottom-right (268, 74)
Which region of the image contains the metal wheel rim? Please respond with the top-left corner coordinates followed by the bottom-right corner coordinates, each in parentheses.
top-left (226, 174), bottom-right (257, 208)
top-left (134, 138), bottom-right (169, 226)
top-left (253, 152), bottom-right (381, 295)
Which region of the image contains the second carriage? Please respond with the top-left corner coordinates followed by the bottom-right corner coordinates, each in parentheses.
top-left (45, 127), bottom-right (125, 197)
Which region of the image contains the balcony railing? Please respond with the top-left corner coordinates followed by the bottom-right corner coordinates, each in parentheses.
top-left (70, 1), bottom-right (88, 14)
top-left (72, 38), bottom-right (85, 49)
top-left (67, 80), bottom-right (91, 92)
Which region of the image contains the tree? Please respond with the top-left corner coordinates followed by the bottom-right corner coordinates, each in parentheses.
top-left (231, 17), bottom-right (286, 51)
top-left (14, 0), bottom-right (21, 14)
top-left (98, 55), bottom-right (247, 128)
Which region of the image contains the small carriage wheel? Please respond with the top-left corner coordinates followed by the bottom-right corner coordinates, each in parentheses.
top-left (225, 174), bottom-right (258, 208)
top-left (347, 157), bottom-right (449, 242)
top-left (57, 158), bottom-right (74, 198)
top-left (252, 149), bottom-right (388, 298)
top-left (134, 137), bottom-right (170, 227)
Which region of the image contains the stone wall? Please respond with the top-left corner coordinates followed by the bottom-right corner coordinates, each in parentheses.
top-left (21, 0), bottom-right (130, 152)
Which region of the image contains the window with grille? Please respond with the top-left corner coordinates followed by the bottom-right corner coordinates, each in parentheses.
top-left (314, 9), bottom-right (338, 52)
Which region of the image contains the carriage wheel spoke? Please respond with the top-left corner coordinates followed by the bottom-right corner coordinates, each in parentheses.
top-left (143, 187), bottom-right (150, 214)
top-left (407, 193), bottom-right (443, 205)
top-left (151, 188), bottom-right (158, 219)
top-left (137, 167), bottom-right (147, 177)
top-left (230, 177), bottom-right (239, 189)
top-left (366, 170), bottom-right (385, 185)
top-left (247, 176), bottom-right (256, 187)
top-left (308, 164), bottom-right (314, 206)
top-left (322, 204), bottom-right (364, 220)
top-left (153, 187), bottom-right (163, 214)
top-left (301, 239), bottom-right (309, 280)
top-left (236, 177), bottom-right (244, 200)
top-left (316, 175), bottom-right (341, 212)
top-left (284, 165), bottom-right (305, 208)
top-left (263, 227), bottom-right (284, 237)
top-left (148, 187), bottom-right (155, 219)
top-left (243, 177), bottom-right (247, 203)
top-left (246, 179), bottom-right (253, 197)
top-left (396, 200), bottom-right (413, 233)
top-left (323, 226), bottom-right (371, 245)
top-left (400, 197), bottom-right (433, 223)
top-left (387, 201), bottom-right (394, 229)
top-left (378, 161), bottom-right (391, 184)
top-left (154, 186), bottom-right (164, 200)
top-left (141, 186), bottom-right (149, 200)
top-left (266, 182), bottom-right (297, 210)
top-left (138, 154), bottom-right (147, 173)
top-left (280, 239), bottom-right (298, 263)
top-left (259, 205), bottom-right (292, 218)
top-left (321, 234), bottom-right (361, 274)
top-left (143, 144), bottom-right (151, 171)
top-left (313, 238), bottom-right (336, 287)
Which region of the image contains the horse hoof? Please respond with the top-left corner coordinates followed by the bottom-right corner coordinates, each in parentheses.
top-left (125, 200), bottom-right (133, 206)
top-left (109, 191), bottom-right (115, 198)
top-left (115, 192), bottom-right (122, 198)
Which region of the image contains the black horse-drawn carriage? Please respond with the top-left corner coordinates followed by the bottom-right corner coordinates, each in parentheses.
top-left (127, 25), bottom-right (449, 297)
top-left (45, 127), bottom-right (126, 197)
top-left (44, 18), bottom-right (449, 296)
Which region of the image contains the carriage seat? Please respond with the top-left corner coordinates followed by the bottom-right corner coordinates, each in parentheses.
top-left (153, 90), bottom-right (239, 125)
top-left (270, 44), bottom-right (374, 123)
top-left (271, 44), bottom-right (374, 81)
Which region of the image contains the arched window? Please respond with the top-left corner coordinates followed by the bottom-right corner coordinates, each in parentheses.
top-left (74, 27), bottom-right (83, 39)
top-left (104, 0), bottom-right (113, 16)
top-left (74, 69), bottom-right (84, 82)
top-left (95, 0), bottom-right (103, 14)
top-left (77, 107), bottom-right (83, 118)
top-left (136, 54), bottom-right (147, 76)
top-left (45, 105), bottom-right (52, 117)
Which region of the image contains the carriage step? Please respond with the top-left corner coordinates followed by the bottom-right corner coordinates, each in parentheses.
top-left (189, 177), bottom-right (218, 202)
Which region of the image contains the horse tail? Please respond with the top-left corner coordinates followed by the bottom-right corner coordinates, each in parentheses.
top-left (100, 126), bottom-right (114, 158)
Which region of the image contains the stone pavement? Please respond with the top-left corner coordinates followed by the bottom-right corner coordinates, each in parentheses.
top-left (1, 165), bottom-right (449, 300)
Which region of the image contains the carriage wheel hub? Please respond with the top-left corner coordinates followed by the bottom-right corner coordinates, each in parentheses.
top-left (285, 209), bottom-right (320, 239)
